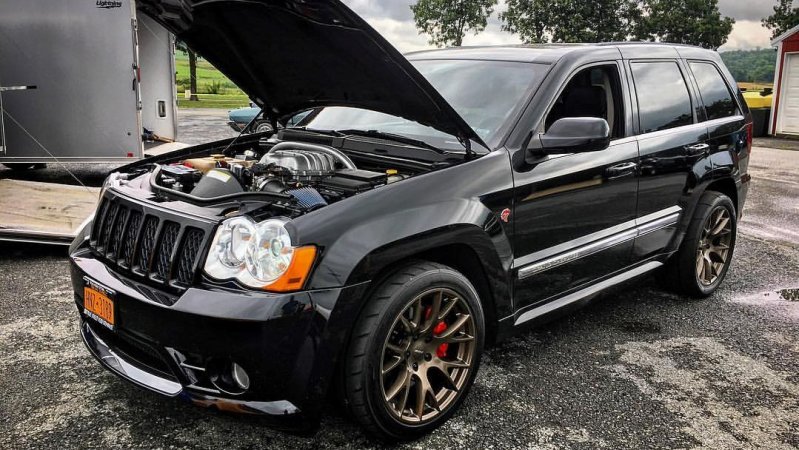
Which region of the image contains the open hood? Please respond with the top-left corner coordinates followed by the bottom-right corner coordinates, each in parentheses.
top-left (138, 0), bottom-right (487, 150)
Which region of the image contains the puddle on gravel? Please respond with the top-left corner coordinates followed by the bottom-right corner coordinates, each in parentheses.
top-left (777, 288), bottom-right (799, 302)
top-left (729, 288), bottom-right (799, 320)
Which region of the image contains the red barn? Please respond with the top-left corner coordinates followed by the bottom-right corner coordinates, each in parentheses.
top-left (771, 24), bottom-right (799, 136)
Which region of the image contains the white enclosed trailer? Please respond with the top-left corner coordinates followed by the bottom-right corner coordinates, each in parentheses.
top-left (0, 0), bottom-right (180, 243)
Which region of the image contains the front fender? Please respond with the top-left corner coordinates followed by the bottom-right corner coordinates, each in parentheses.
top-left (314, 199), bottom-right (510, 282)
top-left (292, 149), bottom-right (515, 318)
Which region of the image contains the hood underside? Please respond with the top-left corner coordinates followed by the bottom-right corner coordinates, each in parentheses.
top-left (138, 0), bottom-right (487, 149)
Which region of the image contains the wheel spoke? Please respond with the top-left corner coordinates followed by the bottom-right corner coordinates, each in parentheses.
top-left (414, 374), bottom-right (427, 418)
top-left (386, 341), bottom-right (408, 355)
top-left (711, 216), bottom-right (730, 236)
top-left (396, 373), bottom-right (413, 416)
top-left (445, 333), bottom-right (475, 344)
top-left (702, 256), bottom-right (713, 282)
top-left (382, 355), bottom-right (403, 375)
top-left (427, 386), bottom-right (441, 412)
top-left (385, 369), bottom-right (410, 402)
top-left (437, 313), bottom-right (470, 339)
top-left (411, 298), bottom-right (423, 330)
top-left (696, 254), bottom-right (705, 278)
top-left (432, 365), bottom-right (460, 392)
top-left (399, 315), bottom-right (414, 333)
top-left (437, 296), bottom-right (459, 321)
top-left (708, 250), bottom-right (725, 264)
top-left (442, 358), bottom-right (470, 369)
top-left (421, 290), bottom-right (443, 333)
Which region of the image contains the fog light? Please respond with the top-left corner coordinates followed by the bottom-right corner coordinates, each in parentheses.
top-left (208, 359), bottom-right (250, 395)
top-left (232, 363), bottom-right (250, 390)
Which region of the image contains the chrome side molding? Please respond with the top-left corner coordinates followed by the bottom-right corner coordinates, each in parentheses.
top-left (516, 207), bottom-right (681, 280)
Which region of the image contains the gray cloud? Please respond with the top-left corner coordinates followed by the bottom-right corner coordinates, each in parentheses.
top-left (345, 0), bottom-right (413, 21)
top-left (718, 0), bottom-right (785, 21)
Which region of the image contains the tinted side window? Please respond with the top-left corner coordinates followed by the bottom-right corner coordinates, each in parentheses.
top-left (690, 62), bottom-right (737, 120)
top-left (631, 62), bottom-right (693, 133)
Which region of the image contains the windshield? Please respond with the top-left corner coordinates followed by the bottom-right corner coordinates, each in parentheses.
top-left (297, 60), bottom-right (548, 151)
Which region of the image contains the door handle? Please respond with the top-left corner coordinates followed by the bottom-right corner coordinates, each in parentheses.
top-left (685, 143), bottom-right (710, 156)
top-left (605, 162), bottom-right (638, 178)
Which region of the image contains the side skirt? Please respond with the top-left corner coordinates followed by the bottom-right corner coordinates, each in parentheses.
top-left (513, 260), bottom-right (663, 326)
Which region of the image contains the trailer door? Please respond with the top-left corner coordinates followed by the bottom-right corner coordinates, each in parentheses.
top-left (0, 0), bottom-right (142, 163)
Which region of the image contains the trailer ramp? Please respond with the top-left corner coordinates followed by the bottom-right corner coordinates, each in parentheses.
top-left (0, 179), bottom-right (98, 245)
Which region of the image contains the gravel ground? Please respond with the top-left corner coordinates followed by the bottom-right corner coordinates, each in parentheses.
top-left (1, 110), bottom-right (797, 449)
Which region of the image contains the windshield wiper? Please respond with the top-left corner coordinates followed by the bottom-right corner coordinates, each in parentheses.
top-left (331, 129), bottom-right (449, 155)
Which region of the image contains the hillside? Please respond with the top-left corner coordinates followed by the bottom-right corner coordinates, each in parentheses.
top-left (720, 49), bottom-right (777, 84)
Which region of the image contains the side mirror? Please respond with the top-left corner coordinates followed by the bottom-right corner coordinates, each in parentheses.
top-left (537, 117), bottom-right (610, 154)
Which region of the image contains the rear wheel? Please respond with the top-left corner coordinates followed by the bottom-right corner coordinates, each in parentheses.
top-left (341, 261), bottom-right (484, 441)
top-left (662, 191), bottom-right (737, 297)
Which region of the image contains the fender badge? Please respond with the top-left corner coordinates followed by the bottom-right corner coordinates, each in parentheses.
top-left (500, 208), bottom-right (511, 223)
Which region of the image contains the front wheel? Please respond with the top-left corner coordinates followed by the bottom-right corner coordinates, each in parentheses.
top-left (662, 191), bottom-right (737, 297)
top-left (341, 262), bottom-right (484, 441)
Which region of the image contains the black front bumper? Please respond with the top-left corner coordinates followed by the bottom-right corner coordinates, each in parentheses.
top-left (70, 248), bottom-right (368, 429)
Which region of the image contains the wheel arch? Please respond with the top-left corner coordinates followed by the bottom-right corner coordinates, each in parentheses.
top-left (704, 177), bottom-right (739, 214)
top-left (344, 225), bottom-right (514, 341)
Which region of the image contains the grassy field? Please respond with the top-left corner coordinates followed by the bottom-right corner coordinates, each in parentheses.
top-left (175, 51), bottom-right (249, 109)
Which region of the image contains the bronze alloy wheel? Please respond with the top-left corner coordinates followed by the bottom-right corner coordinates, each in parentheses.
top-left (379, 288), bottom-right (476, 423)
top-left (696, 205), bottom-right (733, 286)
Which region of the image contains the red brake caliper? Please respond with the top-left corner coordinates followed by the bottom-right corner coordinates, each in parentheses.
top-left (425, 307), bottom-right (449, 358)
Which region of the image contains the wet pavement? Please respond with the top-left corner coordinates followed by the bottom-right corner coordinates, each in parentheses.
top-left (1, 110), bottom-right (797, 449)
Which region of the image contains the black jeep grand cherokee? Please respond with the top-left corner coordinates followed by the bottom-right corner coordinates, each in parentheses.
top-left (69, 0), bottom-right (751, 441)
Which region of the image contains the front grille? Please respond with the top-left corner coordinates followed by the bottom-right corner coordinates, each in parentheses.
top-left (90, 195), bottom-right (210, 294)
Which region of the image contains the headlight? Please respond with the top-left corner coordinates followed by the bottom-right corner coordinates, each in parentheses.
top-left (204, 216), bottom-right (316, 292)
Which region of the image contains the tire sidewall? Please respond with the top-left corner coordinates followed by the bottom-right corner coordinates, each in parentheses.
top-left (362, 268), bottom-right (485, 439)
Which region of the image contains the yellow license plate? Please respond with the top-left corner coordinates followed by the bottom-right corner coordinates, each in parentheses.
top-left (84, 286), bottom-right (115, 328)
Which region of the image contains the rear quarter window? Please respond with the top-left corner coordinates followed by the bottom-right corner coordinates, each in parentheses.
top-left (689, 62), bottom-right (738, 120)
top-left (631, 61), bottom-right (694, 134)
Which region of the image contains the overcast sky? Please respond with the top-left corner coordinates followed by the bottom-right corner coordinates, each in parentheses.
top-left (342, 0), bottom-right (782, 52)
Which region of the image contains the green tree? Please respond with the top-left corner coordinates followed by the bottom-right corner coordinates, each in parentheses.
top-left (762, 0), bottom-right (799, 40)
top-left (501, 0), bottom-right (732, 49)
top-left (635, 0), bottom-right (734, 49)
top-left (410, 0), bottom-right (498, 47)
top-left (175, 39), bottom-right (198, 101)
top-left (502, 0), bottom-right (640, 44)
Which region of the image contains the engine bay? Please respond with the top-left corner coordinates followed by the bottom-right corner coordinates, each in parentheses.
top-left (139, 139), bottom-right (412, 217)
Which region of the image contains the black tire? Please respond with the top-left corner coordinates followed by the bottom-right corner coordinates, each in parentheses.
top-left (341, 261), bottom-right (485, 441)
top-left (662, 191), bottom-right (737, 297)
